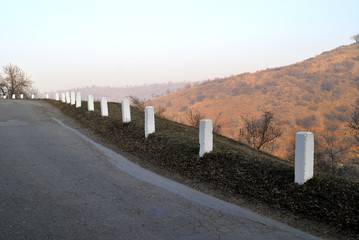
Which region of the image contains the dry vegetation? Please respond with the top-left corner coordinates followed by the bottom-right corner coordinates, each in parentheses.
top-left (152, 43), bottom-right (359, 170)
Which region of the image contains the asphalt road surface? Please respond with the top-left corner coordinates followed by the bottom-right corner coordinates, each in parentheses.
top-left (0, 100), bottom-right (321, 240)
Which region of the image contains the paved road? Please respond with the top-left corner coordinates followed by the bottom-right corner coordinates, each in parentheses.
top-left (0, 100), bottom-right (321, 240)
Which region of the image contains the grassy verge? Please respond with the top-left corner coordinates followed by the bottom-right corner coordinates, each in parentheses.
top-left (47, 100), bottom-right (359, 238)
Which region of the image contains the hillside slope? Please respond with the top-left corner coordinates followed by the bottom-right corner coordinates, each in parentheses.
top-left (152, 43), bottom-right (359, 159)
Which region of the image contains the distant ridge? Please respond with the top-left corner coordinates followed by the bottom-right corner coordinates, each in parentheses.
top-left (50, 81), bottom-right (195, 102)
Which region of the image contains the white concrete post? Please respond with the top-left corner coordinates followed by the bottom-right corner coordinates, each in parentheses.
top-left (3, 96), bottom-right (6, 99)
top-left (31, 94), bottom-right (34, 99)
top-left (12, 94), bottom-right (15, 99)
top-left (55, 93), bottom-right (59, 101)
top-left (20, 94), bottom-right (24, 99)
top-left (45, 94), bottom-right (49, 99)
top-left (100, 97), bottom-right (108, 116)
top-left (76, 92), bottom-right (81, 108)
top-left (199, 119), bottom-right (213, 157)
top-left (295, 132), bottom-right (314, 185)
top-left (61, 93), bottom-right (66, 102)
top-left (70, 91), bottom-right (75, 105)
top-left (122, 98), bottom-right (131, 123)
top-left (87, 95), bottom-right (94, 111)
top-left (145, 106), bottom-right (155, 138)
top-left (66, 92), bottom-right (70, 104)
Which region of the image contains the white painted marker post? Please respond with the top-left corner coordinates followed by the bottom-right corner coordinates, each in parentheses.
top-left (66, 92), bottom-right (70, 104)
top-left (45, 94), bottom-right (49, 99)
top-left (295, 132), bottom-right (314, 185)
top-left (70, 92), bottom-right (75, 105)
top-left (55, 93), bottom-right (59, 101)
top-left (76, 92), bottom-right (81, 108)
top-left (88, 95), bottom-right (94, 111)
top-left (61, 93), bottom-right (66, 102)
top-left (100, 97), bottom-right (108, 116)
top-left (122, 98), bottom-right (131, 123)
top-left (20, 94), bottom-right (24, 99)
top-left (145, 106), bottom-right (155, 138)
top-left (12, 94), bottom-right (15, 99)
top-left (199, 119), bottom-right (213, 157)
top-left (31, 94), bottom-right (34, 99)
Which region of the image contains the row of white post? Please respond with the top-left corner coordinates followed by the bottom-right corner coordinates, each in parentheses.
top-left (52, 91), bottom-right (129, 121)
top-left (3, 94), bottom-right (35, 99)
top-left (51, 91), bottom-right (314, 185)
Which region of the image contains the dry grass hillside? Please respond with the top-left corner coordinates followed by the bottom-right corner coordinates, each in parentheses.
top-left (152, 43), bottom-right (359, 160)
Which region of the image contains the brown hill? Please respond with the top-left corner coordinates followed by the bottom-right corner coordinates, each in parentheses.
top-left (152, 43), bottom-right (359, 160)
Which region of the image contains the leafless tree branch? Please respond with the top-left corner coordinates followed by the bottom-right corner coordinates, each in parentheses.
top-left (129, 95), bottom-right (148, 111)
top-left (186, 109), bottom-right (206, 128)
top-left (1, 64), bottom-right (33, 97)
top-left (238, 110), bottom-right (282, 150)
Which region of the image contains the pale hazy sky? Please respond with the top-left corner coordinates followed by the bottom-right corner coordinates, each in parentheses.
top-left (1, 0), bottom-right (358, 93)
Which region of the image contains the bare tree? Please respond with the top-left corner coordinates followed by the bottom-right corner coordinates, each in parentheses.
top-left (320, 131), bottom-right (348, 173)
top-left (239, 110), bottom-right (282, 150)
top-left (348, 98), bottom-right (359, 155)
top-left (352, 33), bottom-right (359, 43)
top-left (0, 75), bottom-right (6, 96)
top-left (129, 95), bottom-right (148, 111)
top-left (155, 105), bottom-right (166, 117)
top-left (186, 109), bottom-right (206, 127)
top-left (213, 112), bottom-right (223, 134)
top-left (185, 109), bottom-right (222, 133)
top-left (1, 64), bottom-right (33, 97)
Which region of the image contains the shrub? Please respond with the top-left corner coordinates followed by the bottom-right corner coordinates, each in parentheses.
top-left (324, 111), bottom-right (347, 122)
top-left (231, 88), bottom-right (241, 96)
top-left (351, 33), bottom-right (359, 43)
top-left (308, 105), bottom-right (319, 111)
top-left (331, 61), bottom-right (354, 73)
top-left (196, 94), bottom-right (205, 102)
top-left (179, 106), bottom-right (188, 112)
top-left (302, 93), bottom-right (313, 102)
top-left (335, 105), bottom-right (349, 113)
top-left (325, 122), bottom-right (339, 131)
top-left (296, 115), bottom-right (316, 128)
top-left (295, 100), bottom-right (307, 107)
top-left (278, 120), bottom-right (291, 126)
top-left (314, 96), bottom-right (323, 104)
top-left (321, 81), bottom-right (334, 91)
